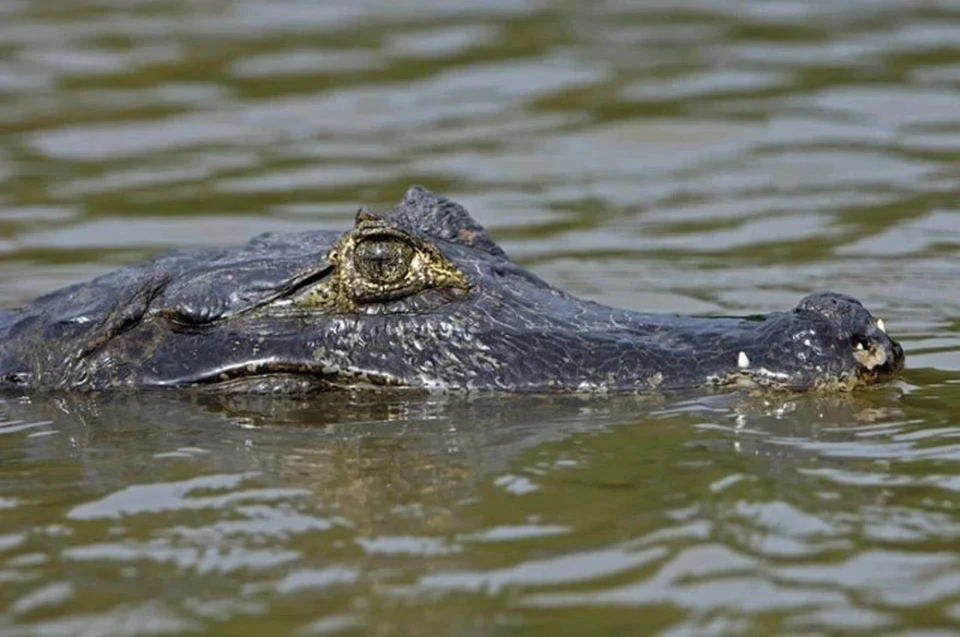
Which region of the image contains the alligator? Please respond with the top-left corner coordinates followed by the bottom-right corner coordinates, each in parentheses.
top-left (0, 186), bottom-right (904, 394)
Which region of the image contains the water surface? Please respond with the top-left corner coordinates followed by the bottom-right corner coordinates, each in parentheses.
top-left (1, 0), bottom-right (960, 634)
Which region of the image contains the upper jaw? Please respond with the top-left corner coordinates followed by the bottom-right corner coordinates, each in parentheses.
top-left (702, 303), bottom-right (906, 392)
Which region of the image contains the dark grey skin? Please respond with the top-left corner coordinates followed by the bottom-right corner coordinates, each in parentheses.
top-left (0, 186), bottom-right (904, 393)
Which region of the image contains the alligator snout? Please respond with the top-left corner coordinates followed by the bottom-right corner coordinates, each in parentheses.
top-left (795, 291), bottom-right (905, 386)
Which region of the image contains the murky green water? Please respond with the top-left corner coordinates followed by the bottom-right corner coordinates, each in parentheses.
top-left (1, 0), bottom-right (960, 634)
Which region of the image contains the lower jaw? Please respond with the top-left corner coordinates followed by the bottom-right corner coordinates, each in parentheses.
top-left (194, 370), bottom-right (420, 394)
top-left (709, 371), bottom-right (870, 393)
top-left (188, 368), bottom-right (894, 395)
top-left (194, 373), bottom-right (334, 394)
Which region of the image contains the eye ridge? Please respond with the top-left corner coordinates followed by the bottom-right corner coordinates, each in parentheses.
top-left (290, 223), bottom-right (471, 312)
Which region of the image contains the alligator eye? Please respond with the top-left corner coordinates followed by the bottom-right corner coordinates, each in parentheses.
top-left (353, 237), bottom-right (415, 285)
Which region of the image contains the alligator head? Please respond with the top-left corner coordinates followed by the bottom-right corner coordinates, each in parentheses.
top-left (0, 186), bottom-right (904, 393)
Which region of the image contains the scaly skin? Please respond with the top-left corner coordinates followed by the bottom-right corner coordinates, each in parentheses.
top-left (0, 186), bottom-right (904, 393)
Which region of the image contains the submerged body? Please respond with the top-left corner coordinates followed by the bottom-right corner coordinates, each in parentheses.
top-left (0, 187), bottom-right (904, 393)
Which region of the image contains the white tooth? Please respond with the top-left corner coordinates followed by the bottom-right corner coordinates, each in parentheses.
top-left (877, 318), bottom-right (886, 334)
top-left (737, 351), bottom-right (750, 369)
top-left (856, 342), bottom-right (865, 351)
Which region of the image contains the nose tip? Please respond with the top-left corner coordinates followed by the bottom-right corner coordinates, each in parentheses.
top-left (795, 291), bottom-right (905, 385)
top-left (886, 337), bottom-right (906, 372)
top-left (796, 291), bottom-right (866, 318)
top-left (858, 329), bottom-right (905, 382)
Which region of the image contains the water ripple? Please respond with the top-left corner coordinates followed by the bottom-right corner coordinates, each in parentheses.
top-left (66, 473), bottom-right (310, 520)
top-left (0, 0), bottom-right (959, 634)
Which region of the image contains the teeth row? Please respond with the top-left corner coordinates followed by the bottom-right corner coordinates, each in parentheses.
top-left (877, 318), bottom-right (886, 333)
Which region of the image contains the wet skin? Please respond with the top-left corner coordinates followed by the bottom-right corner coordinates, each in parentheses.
top-left (0, 186), bottom-right (904, 393)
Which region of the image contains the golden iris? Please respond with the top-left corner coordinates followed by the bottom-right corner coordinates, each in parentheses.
top-left (353, 237), bottom-right (415, 285)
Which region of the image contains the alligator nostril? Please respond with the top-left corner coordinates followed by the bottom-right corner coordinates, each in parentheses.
top-left (850, 334), bottom-right (871, 352)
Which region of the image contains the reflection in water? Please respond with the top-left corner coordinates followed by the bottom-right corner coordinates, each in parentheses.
top-left (5, 388), bottom-right (955, 635)
top-left (0, 0), bottom-right (959, 634)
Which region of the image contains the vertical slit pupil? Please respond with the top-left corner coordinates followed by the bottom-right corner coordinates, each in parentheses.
top-left (355, 238), bottom-right (412, 285)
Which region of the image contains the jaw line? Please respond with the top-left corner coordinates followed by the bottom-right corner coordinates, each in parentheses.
top-left (711, 368), bottom-right (864, 393)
